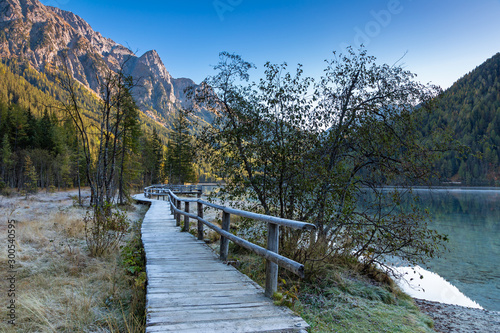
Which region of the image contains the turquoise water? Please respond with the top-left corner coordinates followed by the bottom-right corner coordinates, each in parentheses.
top-left (201, 185), bottom-right (499, 310)
top-left (413, 188), bottom-right (500, 311)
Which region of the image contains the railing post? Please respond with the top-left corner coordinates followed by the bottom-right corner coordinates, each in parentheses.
top-left (168, 194), bottom-right (172, 214)
top-left (197, 193), bottom-right (204, 241)
top-left (176, 199), bottom-right (181, 227)
top-left (183, 202), bottom-right (190, 232)
top-left (220, 212), bottom-right (230, 261)
top-left (265, 223), bottom-right (279, 297)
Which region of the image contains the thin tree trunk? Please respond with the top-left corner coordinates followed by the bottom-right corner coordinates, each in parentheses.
top-left (77, 137), bottom-right (82, 205)
top-left (118, 127), bottom-right (127, 205)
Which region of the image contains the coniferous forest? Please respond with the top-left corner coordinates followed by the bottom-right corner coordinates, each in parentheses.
top-left (0, 58), bottom-right (205, 197)
top-left (422, 53), bottom-right (500, 185)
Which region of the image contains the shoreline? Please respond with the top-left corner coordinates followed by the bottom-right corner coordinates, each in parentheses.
top-left (415, 298), bottom-right (500, 333)
top-left (394, 264), bottom-right (500, 332)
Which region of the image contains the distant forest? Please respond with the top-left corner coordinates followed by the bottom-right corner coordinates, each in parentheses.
top-left (421, 53), bottom-right (500, 186)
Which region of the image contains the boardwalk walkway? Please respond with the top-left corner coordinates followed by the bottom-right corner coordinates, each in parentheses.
top-left (134, 194), bottom-right (309, 333)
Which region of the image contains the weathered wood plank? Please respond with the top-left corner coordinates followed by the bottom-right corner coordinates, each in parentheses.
top-left (146, 316), bottom-right (308, 333)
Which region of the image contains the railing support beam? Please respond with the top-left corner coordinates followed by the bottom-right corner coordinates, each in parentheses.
top-left (176, 200), bottom-right (181, 227)
top-left (265, 223), bottom-right (279, 297)
top-left (183, 202), bottom-right (190, 232)
top-left (197, 201), bottom-right (204, 241)
top-left (220, 212), bottom-right (230, 261)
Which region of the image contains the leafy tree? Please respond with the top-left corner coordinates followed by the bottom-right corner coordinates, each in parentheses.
top-left (195, 49), bottom-right (452, 270)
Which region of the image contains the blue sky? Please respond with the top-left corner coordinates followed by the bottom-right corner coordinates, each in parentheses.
top-left (44, 0), bottom-right (500, 89)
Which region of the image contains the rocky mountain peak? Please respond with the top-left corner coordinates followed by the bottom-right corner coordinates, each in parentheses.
top-left (1, 0), bottom-right (53, 24)
top-left (138, 49), bottom-right (171, 82)
top-left (0, 0), bottom-right (209, 127)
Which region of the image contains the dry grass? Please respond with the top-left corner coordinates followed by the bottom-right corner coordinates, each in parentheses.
top-left (0, 189), bottom-right (147, 332)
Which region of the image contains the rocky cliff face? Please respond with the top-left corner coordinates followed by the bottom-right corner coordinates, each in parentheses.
top-left (0, 0), bottom-right (200, 122)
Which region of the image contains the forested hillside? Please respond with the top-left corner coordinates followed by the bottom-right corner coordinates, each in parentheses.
top-left (0, 59), bottom-right (212, 193)
top-left (422, 53), bottom-right (500, 185)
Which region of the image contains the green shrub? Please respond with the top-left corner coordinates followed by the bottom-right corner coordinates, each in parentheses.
top-left (84, 202), bottom-right (128, 257)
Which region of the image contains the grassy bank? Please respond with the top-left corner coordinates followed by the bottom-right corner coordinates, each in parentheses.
top-left (0, 189), bottom-right (147, 332)
top-left (200, 212), bottom-right (436, 333)
top-left (230, 250), bottom-right (435, 333)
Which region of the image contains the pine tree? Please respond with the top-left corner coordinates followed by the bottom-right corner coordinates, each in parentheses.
top-left (23, 154), bottom-right (38, 198)
top-left (151, 128), bottom-right (164, 184)
top-left (165, 111), bottom-right (197, 185)
top-left (1, 133), bottom-right (13, 185)
top-left (118, 94), bottom-right (141, 204)
top-left (39, 108), bottom-right (54, 151)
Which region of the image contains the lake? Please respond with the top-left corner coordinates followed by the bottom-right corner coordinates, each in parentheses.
top-left (200, 184), bottom-right (499, 310)
top-left (406, 188), bottom-right (500, 311)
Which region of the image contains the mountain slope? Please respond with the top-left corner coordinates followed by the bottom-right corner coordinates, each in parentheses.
top-left (422, 53), bottom-right (500, 185)
top-left (0, 0), bottom-right (208, 127)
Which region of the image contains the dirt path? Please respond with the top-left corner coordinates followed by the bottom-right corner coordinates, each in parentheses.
top-left (415, 299), bottom-right (500, 333)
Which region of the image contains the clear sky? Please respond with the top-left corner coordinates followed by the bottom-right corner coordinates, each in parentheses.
top-left (43, 0), bottom-right (500, 89)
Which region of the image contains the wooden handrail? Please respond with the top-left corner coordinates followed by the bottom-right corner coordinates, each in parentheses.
top-left (143, 185), bottom-right (316, 297)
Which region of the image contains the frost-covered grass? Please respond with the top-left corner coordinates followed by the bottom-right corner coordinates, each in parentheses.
top-left (0, 189), bottom-right (147, 332)
top-left (231, 252), bottom-right (435, 333)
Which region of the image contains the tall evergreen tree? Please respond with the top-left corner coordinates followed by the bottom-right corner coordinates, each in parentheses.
top-left (117, 91), bottom-right (142, 204)
top-left (39, 108), bottom-right (55, 151)
top-left (23, 154), bottom-right (38, 198)
top-left (1, 133), bottom-right (13, 185)
top-left (151, 128), bottom-right (164, 184)
top-left (165, 111), bottom-right (197, 185)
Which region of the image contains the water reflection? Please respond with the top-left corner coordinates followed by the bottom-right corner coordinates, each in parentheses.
top-left (411, 188), bottom-right (500, 311)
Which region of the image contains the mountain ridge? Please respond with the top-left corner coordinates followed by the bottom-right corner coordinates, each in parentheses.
top-left (0, 0), bottom-right (204, 126)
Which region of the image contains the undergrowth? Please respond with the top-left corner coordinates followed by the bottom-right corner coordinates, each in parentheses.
top-left (230, 246), bottom-right (435, 333)
top-left (118, 214), bottom-right (147, 331)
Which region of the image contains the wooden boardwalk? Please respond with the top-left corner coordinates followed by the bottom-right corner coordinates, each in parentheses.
top-left (135, 194), bottom-right (309, 333)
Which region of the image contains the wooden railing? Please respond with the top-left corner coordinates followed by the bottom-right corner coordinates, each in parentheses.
top-left (143, 185), bottom-right (316, 297)
top-left (144, 184), bottom-right (203, 198)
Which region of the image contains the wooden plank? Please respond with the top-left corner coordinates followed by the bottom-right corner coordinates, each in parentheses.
top-left (147, 307), bottom-right (296, 324)
top-left (147, 283), bottom-right (260, 293)
top-left (146, 316), bottom-right (308, 333)
top-left (146, 301), bottom-right (273, 312)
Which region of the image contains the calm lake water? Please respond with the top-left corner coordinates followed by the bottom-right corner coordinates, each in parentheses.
top-left (201, 184), bottom-right (499, 310)
top-left (412, 188), bottom-right (500, 311)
